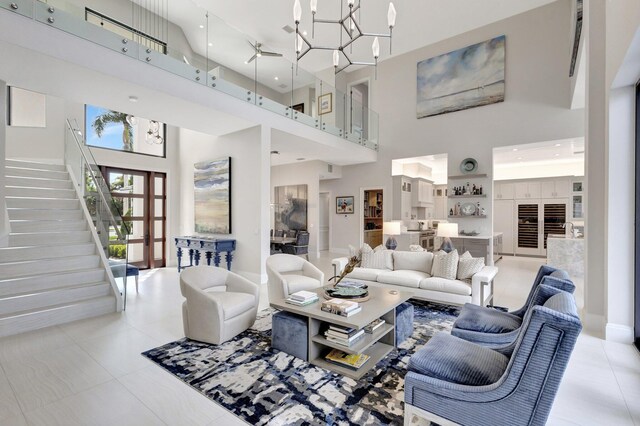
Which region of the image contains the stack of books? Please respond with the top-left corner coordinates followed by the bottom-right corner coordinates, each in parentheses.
top-left (320, 298), bottom-right (362, 317)
top-left (325, 349), bottom-right (370, 370)
top-left (324, 324), bottom-right (365, 347)
top-left (285, 290), bottom-right (319, 306)
top-left (364, 318), bottom-right (386, 334)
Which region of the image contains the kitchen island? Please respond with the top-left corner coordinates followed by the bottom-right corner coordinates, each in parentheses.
top-left (547, 235), bottom-right (584, 279)
top-left (449, 233), bottom-right (503, 266)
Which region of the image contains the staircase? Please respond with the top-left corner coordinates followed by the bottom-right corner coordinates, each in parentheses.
top-left (0, 159), bottom-right (118, 338)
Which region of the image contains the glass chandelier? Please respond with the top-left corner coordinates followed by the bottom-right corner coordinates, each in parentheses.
top-left (293, 0), bottom-right (396, 74)
top-left (125, 115), bottom-right (164, 145)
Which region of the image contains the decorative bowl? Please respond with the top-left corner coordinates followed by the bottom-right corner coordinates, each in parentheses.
top-left (460, 158), bottom-right (478, 174)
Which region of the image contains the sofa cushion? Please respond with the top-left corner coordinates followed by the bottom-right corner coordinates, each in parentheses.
top-left (393, 251), bottom-right (434, 274)
top-left (408, 332), bottom-right (508, 386)
top-left (361, 244), bottom-right (394, 270)
top-left (419, 277), bottom-right (472, 296)
top-left (347, 267), bottom-right (387, 281)
top-left (453, 303), bottom-right (522, 333)
top-left (205, 291), bottom-right (256, 320)
top-left (457, 257), bottom-right (485, 280)
top-left (431, 250), bottom-right (459, 280)
top-left (281, 273), bottom-right (322, 294)
top-left (377, 270), bottom-right (429, 289)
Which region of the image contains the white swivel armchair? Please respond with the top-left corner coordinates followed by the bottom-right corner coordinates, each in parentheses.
top-left (180, 266), bottom-right (259, 345)
top-left (266, 254), bottom-right (325, 302)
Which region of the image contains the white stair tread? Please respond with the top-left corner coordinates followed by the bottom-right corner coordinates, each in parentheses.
top-left (0, 243), bottom-right (96, 262)
top-left (0, 268), bottom-right (106, 297)
top-left (5, 159), bottom-right (67, 171)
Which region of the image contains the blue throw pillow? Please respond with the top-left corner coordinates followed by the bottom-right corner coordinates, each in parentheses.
top-left (453, 304), bottom-right (522, 334)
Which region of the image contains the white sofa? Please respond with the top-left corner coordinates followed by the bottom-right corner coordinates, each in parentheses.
top-left (332, 250), bottom-right (498, 306)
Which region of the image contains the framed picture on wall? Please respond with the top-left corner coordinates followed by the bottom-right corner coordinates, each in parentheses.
top-left (291, 103), bottom-right (304, 114)
top-left (336, 196), bottom-right (354, 214)
top-left (318, 93), bottom-right (333, 115)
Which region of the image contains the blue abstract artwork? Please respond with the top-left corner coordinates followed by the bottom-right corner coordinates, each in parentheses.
top-left (194, 158), bottom-right (231, 234)
top-left (417, 35), bottom-right (505, 118)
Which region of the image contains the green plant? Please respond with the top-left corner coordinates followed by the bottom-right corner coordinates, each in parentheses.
top-left (108, 244), bottom-right (127, 259)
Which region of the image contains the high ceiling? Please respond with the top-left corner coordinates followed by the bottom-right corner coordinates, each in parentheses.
top-left (162, 0), bottom-right (560, 92)
top-left (493, 138), bottom-right (585, 166)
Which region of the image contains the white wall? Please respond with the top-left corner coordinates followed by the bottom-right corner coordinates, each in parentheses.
top-left (494, 160), bottom-right (584, 180)
top-left (323, 1), bottom-right (584, 252)
top-left (6, 93), bottom-right (66, 163)
top-left (178, 125), bottom-right (271, 282)
top-left (606, 86), bottom-right (635, 343)
top-left (0, 80), bottom-right (8, 247)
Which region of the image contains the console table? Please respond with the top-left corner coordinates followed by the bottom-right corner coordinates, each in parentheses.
top-left (174, 236), bottom-right (236, 272)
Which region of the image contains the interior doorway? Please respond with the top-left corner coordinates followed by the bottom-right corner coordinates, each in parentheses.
top-left (361, 188), bottom-right (383, 248)
top-left (102, 166), bottom-right (167, 270)
top-left (347, 78), bottom-right (370, 141)
top-left (319, 192), bottom-right (330, 251)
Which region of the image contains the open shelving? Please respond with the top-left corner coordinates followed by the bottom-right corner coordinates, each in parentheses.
top-left (449, 215), bottom-right (487, 219)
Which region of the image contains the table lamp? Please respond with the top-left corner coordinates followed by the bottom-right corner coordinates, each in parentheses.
top-left (437, 223), bottom-right (458, 253)
top-left (383, 221), bottom-right (401, 250)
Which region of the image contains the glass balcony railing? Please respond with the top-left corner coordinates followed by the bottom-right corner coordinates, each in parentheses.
top-left (2, 0), bottom-right (379, 150)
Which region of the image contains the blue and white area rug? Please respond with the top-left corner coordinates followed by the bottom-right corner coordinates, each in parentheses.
top-left (142, 300), bottom-right (459, 425)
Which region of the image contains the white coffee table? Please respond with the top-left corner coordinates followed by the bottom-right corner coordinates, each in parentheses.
top-left (270, 286), bottom-right (413, 380)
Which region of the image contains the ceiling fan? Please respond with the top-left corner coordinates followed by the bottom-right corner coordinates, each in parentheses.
top-left (246, 41), bottom-right (283, 63)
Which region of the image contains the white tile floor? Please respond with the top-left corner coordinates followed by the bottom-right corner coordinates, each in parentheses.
top-left (0, 254), bottom-right (637, 425)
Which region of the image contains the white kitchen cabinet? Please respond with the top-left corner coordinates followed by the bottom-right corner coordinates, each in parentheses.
top-left (494, 199), bottom-right (515, 254)
top-left (494, 182), bottom-right (514, 200)
top-left (515, 182), bottom-right (541, 199)
top-left (393, 175), bottom-right (413, 220)
top-left (434, 197), bottom-right (447, 219)
top-left (412, 179), bottom-right (434, 207)
top-left (541, 179), bottom-right (570, 198)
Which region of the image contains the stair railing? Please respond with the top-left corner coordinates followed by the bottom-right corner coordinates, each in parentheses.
top-left (64, 118), bottom-right (130, 303)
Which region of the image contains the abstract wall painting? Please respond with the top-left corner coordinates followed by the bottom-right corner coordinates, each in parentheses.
top-left (194, 157), bottom-right (231, 234)
top-left (417, 35), bottom-right (505, 118)
top-left (274, 185), bottom-right (308, 231)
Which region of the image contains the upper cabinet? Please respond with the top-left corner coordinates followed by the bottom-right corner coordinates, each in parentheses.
top-left (412, 178), bottom-right (434, 207)
top-left (494, 182), bottom-right (515, 199)
top-left (393, 175), bottom-right (414, 220)
top-left (515, 181), bottom-right (541, 199)
top-left (540, 179), bottom-right (570, 198)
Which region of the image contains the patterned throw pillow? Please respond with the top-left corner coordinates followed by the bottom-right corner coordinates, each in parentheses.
top-left (431, 250), bottom-right (459, 280)
top-left (457, 257), bottom-right (485, 280)
top-left (361, 244), bottom-right (393, 270)
top-left (460, 251), bottom-right (472, 260)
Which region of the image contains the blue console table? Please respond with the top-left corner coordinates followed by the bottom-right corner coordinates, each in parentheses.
top-left (174, 236), bottom-right (236, 272)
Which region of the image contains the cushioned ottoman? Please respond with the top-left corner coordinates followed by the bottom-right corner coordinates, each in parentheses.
top-left (396, 302), bottom-right (414, 345)
top-left (272, 311), bottom-right (308, 361)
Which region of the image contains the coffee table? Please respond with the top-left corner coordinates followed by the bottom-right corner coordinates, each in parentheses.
top-left (270, 286), bottom-right (413, 380)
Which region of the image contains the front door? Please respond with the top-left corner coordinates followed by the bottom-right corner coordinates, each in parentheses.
top-left (103, 167), bottom-right (166, 269)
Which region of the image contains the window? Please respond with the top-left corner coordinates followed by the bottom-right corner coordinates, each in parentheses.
top-left (85, 105), bottom-right (166, 158)
top-left (85, 8), bottom-right (166, 54)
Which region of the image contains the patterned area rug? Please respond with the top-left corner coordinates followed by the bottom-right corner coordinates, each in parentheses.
top-left (142, 300), bottom-right (460, 425)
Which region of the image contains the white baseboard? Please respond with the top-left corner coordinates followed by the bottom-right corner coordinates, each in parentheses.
top-left (605, 323), bottom-right (635, 343)
top-left (584, 313), bottom-right (606, 337)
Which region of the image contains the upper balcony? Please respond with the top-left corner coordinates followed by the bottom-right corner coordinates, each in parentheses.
top-left (0, 0), bottom-right (379, 153)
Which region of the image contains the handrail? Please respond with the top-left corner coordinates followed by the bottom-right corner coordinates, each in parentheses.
top-left (65, 118), bottom-right (126, 241)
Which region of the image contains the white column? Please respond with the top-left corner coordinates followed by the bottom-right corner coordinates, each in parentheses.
top-left (0, 80), bottom-right (8, 247)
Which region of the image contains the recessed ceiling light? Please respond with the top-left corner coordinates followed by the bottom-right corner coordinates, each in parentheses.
top-left (555, 153), bottom-right (560, 157)
top-left (128, 96), bottom-right (138, 102)
top-left (512, 148), bottom-right (518, 152)
top-left (244, 60), bottom-right (249, 64)
top-left (517, 157), bottom-right (523, 160)
top-left (302, 30), bottom-right (308, 36)
top-left (208, 42), bottom-right (213, 47)
top-left (274, 76), bottom-right (279, 80)
top-left (199, 25), bottom-right (204, 29)
top-left (296, 157), bottom-right (306, 161)
top-left (554, 143), bottom-right (561, 147)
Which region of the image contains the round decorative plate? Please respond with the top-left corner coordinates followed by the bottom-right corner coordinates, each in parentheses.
top-left (460, 158), bottom-right (478, 174)
top-left (460, 202), bottom-right (477, 216)
top-left (324, 286), bottom-right (369, 300)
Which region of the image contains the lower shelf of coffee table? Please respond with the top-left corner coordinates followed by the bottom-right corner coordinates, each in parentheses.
top-left (310, 342), bottom-right (394, 380)
top-left (311, 323), bottom-right (394, 354)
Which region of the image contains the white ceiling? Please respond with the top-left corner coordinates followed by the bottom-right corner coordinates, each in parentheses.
top-left (160, 0), bottom-right (559, 93)
top-left (493, 137), bottom-right (585, 167)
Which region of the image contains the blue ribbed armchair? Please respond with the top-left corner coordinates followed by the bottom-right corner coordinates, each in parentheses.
top-left (450, 265), bottom-right (575, 347)
top-left (404, 289), bottom-right (582, 426)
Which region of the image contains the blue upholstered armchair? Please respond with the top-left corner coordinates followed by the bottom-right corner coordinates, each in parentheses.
top-left (281, 231), bottom-right (310, 259)
top-left (450, 265), bottom-right (575, 347)
top-left (404, 289), bottom-right (582, 426)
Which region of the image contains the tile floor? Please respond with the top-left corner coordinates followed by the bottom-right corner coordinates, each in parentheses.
top-left (0, 254), bottom-right (637, 425)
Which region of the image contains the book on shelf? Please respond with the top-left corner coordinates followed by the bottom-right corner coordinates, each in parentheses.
top-left (364, 318), bottom-right (386, 334)
top-left (325, 349), bottom-right (370, 370)
top-left (328, 324), bottom-right (356, 334)
top-left (325, 328), bottom-right (365, 342)
top-left (325, 333), bottom-right (365, 348)
top-left (289, 290), bottom-right (318, 302)
top-left (321, 299), bottom-right (360, 316)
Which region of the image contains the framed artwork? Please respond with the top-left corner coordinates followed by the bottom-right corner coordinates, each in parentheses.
top-left (274, 185), bottom-right (308, 231)
top-left (336, 196), bottom-right (354, 214)
top-left (194, 157), bottom-right (231, 234)
top-left (417, 35), bottom-right (505, 118)
top-left (318, 93), bottom-right (333, 115)
top-left (291, 103), bottom-right (304, 114)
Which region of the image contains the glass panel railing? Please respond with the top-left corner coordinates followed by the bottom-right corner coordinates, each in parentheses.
top-left (18, 0), bottom-right (380, 150)
top-left (64, 118), bottom-right (129, 304)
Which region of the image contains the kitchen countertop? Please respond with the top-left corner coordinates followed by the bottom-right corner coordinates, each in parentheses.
top-left (452, 232), bottom-right (503, 240)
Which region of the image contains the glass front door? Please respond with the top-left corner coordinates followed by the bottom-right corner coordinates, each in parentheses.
top-left (103, 167), bottom-right (166, 270)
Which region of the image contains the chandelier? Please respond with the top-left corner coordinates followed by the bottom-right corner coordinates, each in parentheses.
top-left (125, 115), bottom-right (164, 145)
top-left (293, 0), bottom-right (396, 74)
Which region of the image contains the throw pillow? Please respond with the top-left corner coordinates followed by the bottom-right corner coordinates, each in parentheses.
top-left (457, 257), bottom-right (485, 280)
top-left (431, 250), bottom-right (459, 280)
top-left (361, 244), bottom-right (393, 270)
top-left (393, 251), bottom-right (434, 274)
top-left (460, 251), bottom-right (472, 260)
top-left (348, 244), bottom-right (359, 257)
top-left (409, 244), bottom-right (425, 252)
